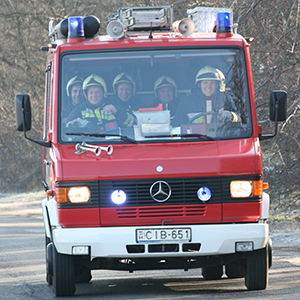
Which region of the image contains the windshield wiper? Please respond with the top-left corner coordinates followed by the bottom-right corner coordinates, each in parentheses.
top-left (66, 132), bottom-right (138, 143)
top-left (144, 133), bottom-right (215, 141)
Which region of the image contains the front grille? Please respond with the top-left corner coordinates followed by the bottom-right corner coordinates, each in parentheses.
top-left (116, 205), bottom-right (207, 218)
top-left (99, 177), bottom-right (222, 207)
top-left (55, 175), bottom-right (262, 209)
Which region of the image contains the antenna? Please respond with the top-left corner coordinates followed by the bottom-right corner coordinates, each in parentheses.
top-left (149, 22), bottom-right (153, 39)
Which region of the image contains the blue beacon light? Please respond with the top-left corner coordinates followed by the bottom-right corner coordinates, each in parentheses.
top-left (68, 17), bottom-right (85, 39)
top-left (217, 12), bottom-right (232, 33)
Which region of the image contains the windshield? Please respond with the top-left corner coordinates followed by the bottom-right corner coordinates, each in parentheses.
top-left (60, 48), bottom-right (252, 143)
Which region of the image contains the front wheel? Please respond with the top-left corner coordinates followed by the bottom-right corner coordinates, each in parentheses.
top-left (225, 261), bottom-right (245, 279)
top-left (202, 265), bottom-right (223, 280)
top-left (268, 238), bottom-right (273, 268)
top-left (52, 245), bottom-right (76, 297)
top-left (45, 235), bottom-right (52, 285)
top-left (245, 245), bottom-right (269, 290)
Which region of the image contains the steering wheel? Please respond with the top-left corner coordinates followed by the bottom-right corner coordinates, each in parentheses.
top-left (187, 113), bottom-right (205, 124)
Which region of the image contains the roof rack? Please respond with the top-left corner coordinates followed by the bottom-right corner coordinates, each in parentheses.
top-left (108, 6), bottom-right (173, 31)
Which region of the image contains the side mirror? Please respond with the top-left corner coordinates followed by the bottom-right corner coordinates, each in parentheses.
top-left (270, 90), bottom-right (287, 122)
top-left (15, 93), bottom-right (51, 148)
top-left (15, 94), bottom-right (32, 131)
top-left (260, 90), bottom-right (287, 140)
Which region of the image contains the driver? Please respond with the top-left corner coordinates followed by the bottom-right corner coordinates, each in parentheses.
top-left (173, 66), bottom-right (240, 126)
top-left (66, 74), bottom-right (118, 133)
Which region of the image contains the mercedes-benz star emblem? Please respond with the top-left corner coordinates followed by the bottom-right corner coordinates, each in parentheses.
top-left (150, 181), bottom-right (171, 202)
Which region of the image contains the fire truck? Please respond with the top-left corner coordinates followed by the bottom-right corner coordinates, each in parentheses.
top-left (15, 6), bottom-right (287, 297)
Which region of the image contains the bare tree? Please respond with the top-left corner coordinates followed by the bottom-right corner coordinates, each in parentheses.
top-left (1, 0), bottom-right (300, 216)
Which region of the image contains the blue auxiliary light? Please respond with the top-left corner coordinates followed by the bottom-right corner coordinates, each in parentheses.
top-left (111, 190), bottom-right (127, 205)
top-left (217, 12), bottom-right (232, 33)
top-left (68, 17), bottom-right (84, 39)
top-left (197, 187), bottom-right (212, 202)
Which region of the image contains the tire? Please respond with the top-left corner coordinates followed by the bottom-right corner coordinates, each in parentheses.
top-left (45, 235), bottom-right (52, 285)
top-left (76, 268), bottom-right (92, 283)
top-left (268, 238), bottom-right (273, 269)
top-left (52, 245), bottom-right (76, 297)
top-left (245, 245), bottom-right (268, 290)
top-left (225, 262), bottom-right (245, 279)
top-left (202, 265), bottom-right (223, 280)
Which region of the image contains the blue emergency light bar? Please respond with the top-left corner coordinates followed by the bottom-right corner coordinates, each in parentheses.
top-left (68, 17), bottom-right (85, 39)
top-left (217, 12), bottom-right (232, 33)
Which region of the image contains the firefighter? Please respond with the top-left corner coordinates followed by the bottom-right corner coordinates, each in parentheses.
top-left (153, 75), bottom-right (180, 119)
top-left (66, 76), bottom-right (84, 107)
top-left (62, 76), bottom-right (84, 120)
top-left (66, 74), bottom-right (118, 133)
top-left (110, 72), bottom-right (141, 127)
top-left (173, 66), bottom-right (240, 127)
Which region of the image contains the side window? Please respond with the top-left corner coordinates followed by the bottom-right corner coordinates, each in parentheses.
top-left (44, 64), bottom-right (51, 141)
top-left (43, 64), bottom-right (52, 189)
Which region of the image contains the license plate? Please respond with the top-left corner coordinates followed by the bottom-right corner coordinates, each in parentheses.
top-left (136, 228), bottom-right (191, 243)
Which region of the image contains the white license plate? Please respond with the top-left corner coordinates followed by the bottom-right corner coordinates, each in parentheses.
top-left (136, 228), bottom-right (191, 243)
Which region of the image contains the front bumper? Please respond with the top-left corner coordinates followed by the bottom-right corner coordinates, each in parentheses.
top-left (51, 223), bottom-right (268, 258)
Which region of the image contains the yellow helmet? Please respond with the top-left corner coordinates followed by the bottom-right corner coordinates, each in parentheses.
top-left (113, 73), bottom-right (136, 95)
top-left (195, 66), bottom-right (221, 85)
top-left (154, 75), bottom-right (177, 97)
top-left (83, 74), bottom-right (107, 98)
top-left (66, 75), bottom-right (83, 97)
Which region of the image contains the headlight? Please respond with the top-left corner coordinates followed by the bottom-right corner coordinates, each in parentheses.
top-left (230, 181), bottom-right (252, 198)
top-left (230, 180), bottom-right (263, 198)
top-left (68, 186), bottom-right (90, 203)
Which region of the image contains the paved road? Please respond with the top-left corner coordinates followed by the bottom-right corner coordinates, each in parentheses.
top-left (0, 192), bottom-right (300, 299)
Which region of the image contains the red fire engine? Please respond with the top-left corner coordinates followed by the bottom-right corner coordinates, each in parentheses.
top-left (15, 6), bottom-right (287, 297)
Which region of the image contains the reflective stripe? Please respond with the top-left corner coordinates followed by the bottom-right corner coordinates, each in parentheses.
top-left (81, 105), bottom-right (116, 123)
top-left (123, 112), bottom-right (135, 127)
top-left (231, 112), bottom-right (241, 122)
top-left (83, 112), bottom-right (96, 119)
top-left (95, 107), bottom-right (116, 122)
top-left (94, 107), bottom-right (103, 121)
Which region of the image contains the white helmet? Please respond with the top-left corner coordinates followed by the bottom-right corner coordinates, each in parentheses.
top-left (82, 74), bottom-right (107, 98)
top-left (113, 73), bottom-right (136, 95)
top-left (154, 75), bottom-right (177, 97)
top-left (195, 66), bottom-right (221, 84)
top-left (66, 76), bottom-right (83, 97)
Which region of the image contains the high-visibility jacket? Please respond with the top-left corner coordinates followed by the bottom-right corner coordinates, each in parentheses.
top-left (65, 99), bottom-right (118, 132)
